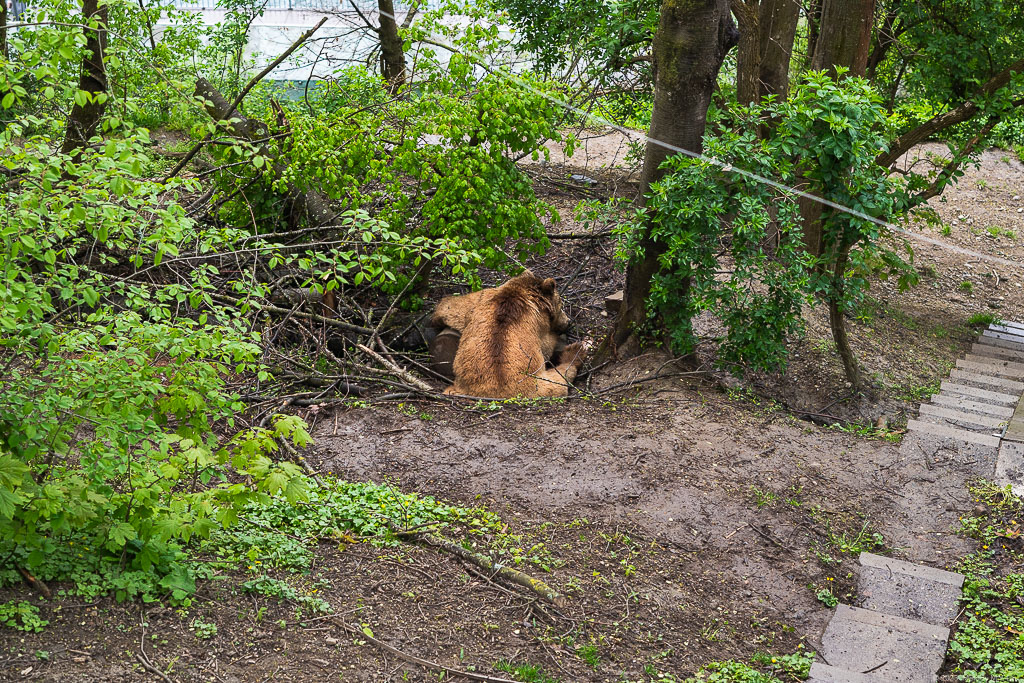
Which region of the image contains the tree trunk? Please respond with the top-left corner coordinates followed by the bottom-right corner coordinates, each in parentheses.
top-left (811, 0), bottom-right (875, 77)
top-left (828, 241), bottom-right (861, 390)
top-left (800, 0), bottom-right (875, 257)
top-left (756, 0), bottom-right (799, 100)
top-left (732, 0), bottom-right (761, 106)
top-left (602, 0), bottom-right (737, 359)
top-left (378, 0), bottom-right (406, 94)
top-left (61, 0), bottom-right (109, 156)
top-left (1, 0), bottom-right (8, 61)
top-left (804, 0), bottom-right (821, 71)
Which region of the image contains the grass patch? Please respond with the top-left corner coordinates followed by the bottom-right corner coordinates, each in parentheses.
top-left (495, 659), bottom-right (560, 682)
top-left (967, 312), bottom-right (1001, 328)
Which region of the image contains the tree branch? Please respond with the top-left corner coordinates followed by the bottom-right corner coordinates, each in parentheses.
top-left (877, 57), bottom-right (1024, 168)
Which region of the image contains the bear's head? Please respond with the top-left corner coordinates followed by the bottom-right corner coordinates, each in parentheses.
top-left (508, 270), bottom-right (569, 334)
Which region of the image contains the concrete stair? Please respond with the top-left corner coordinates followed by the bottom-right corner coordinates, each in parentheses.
top-left (808, 321), bottom-right (1024, 682)
top-left (807, 554), bottom-right (963, 683)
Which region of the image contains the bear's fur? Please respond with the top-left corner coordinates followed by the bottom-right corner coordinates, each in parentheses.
top-left (431, 271), bottom-right (587, 398)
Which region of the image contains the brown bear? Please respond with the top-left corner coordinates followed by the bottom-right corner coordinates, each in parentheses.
top-left (430, 271), bottom-right (587, 398)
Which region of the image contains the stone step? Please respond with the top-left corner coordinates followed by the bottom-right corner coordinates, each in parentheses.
top-left (857, 552), bottom-right (964, 627)
top-left (989, 321), bottom-right (1024, 335)
top-left (820, 604), bottom-right (949, 682)
top-left (973, 342), bottom-right (1024, 362)
top-left (983, 329), bottom-right (1024, 345)
top-left (906, 420), bottom-right (1001, 447)
top-left (949, 369), bottom-right (1024, 394)
top-left (996, 440), bottom-right (1024, 496)
top-left (929, 395), bottom-right (1014, 419)
top-left (939, 381), bottom-right (1019, 406)
top-left (917, 404), bottom-right (1006, 432)
top-left (976, 335), bottom-right (1024, 353)
top-left (807, 663), bottom-right (891, 683)
top-left (965, 353), bottom-right (1024, 371)
top-left (957, 358), bottom-right (1024, 380)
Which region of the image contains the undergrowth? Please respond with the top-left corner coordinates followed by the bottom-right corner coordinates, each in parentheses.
top-left (679, 650), bottom-right (814, 682)
top-left (949, 481), bottom-right (1024, 681)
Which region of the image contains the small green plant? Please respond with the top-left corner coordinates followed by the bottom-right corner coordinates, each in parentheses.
top-left (191, 617), bottom-right (218, 640)
top-left (815, 585), bottom-right (839, 608)
top-left (830, 420), bottom-right (902, 442)
top-left (684, 649), bottom-right (814, 682)
top-left (967, 312), bottom-right (1001, 328)
top-left (959, 280), bottom-right (975, 294)
top-left (577, 643), bottom-right (601, 669)
top-left (750, 486), bottom-right (779, 509)
top-left (0, 601), bottom-right (48, 632)
top-left (242, 576), bottom-right (330, 614)
top-left (494, 659), bottom-right (559, 682)
top-left (942, 223), bottom-right (953, 236)
top-left (829, 521), bottom-right (887, 555)
top-left (985, 225), bottom-right (1016, 240)
top-left (893, 379), bottom-right (942, 403)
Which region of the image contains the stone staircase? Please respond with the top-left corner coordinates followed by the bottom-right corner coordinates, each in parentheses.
top-left (807, 321), bottom-right (1024, 682)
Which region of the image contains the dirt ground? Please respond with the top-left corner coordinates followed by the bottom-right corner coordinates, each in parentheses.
top-left (2, 141), bottom-right (1023, 682)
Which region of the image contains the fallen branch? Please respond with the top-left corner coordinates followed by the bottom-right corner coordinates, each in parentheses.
top-left (356, 343), bottom-right (433, 392)
top-left (17, 567), bottom-right (52, 600)
top-left (134, 652), bottom-right (173, 683)
top-left (332, 619), bottom-right (521, 683)
top-left (546, 231), bottom-right (613, 239)
top-left (211, 292), bottom-right (374, 335)
top-left (164, 17), bottom-right (328, 183)
top-left (398, 530), bottom-right (565, 606)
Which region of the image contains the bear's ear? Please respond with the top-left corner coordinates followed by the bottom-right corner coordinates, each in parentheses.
top-left (540, 278), bottom-right (557, 297)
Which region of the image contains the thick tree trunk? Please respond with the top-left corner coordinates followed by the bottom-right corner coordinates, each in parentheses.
top-left (734, 0), bottom-right (799, 107)
top-left (811, 0), bottom-right (875, 77)
top-left (801, 0), bottom-right (875, 257)
top-left (378, 0), bottom-right (406, 94)
top-left (732, 0), bottom-right (761, 106)
top-left (756, 0), bottom-right (799, 100)
top-left (61, 0), bottom-right (109, 155)
top-left (603, 0), bottom-right (737, 359)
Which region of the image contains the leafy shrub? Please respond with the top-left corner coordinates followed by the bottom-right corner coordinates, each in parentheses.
top-left (617, 72), bottom-right (914, 373)
top-left (0, 601), bottom-right (49, 633)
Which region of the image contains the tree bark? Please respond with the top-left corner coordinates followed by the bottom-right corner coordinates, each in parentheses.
top-left (811, 0), bottom-right (875, 77)
top-left (378, 0), bottom-right (406, 94)
top-left (756, 0), bottom-right (799, 100)
top-left (800, 0), bottom-right (875, 257)
top-left (61, 0), bottom-right (109, 156)
top-left (828, 241), bottom-right (860, 389)
top-left (732, 0), bottom-right (761, 106)
top-left (804, 0), bottom-right (821, 71)
top-left (602, 0), bottom-right (737, 359)
top-left (1, 0), bottom-right (8, 61)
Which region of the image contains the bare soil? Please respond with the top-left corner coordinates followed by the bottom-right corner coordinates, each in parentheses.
top-left (2, 142), bottom-right (1023, 682)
